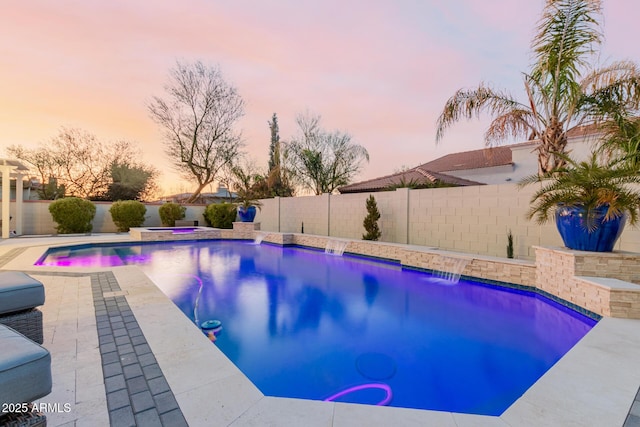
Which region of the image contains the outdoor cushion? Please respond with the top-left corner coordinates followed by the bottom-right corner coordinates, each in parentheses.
top-left (0, 324), bottom-right (51, 404)
top-left (0, 272), bottom-right (45, 315)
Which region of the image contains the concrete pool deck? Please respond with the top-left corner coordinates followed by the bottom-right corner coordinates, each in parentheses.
top-left (1, 234), bottom-right (640, 426)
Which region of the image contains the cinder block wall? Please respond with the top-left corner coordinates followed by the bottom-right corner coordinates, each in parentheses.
top-left (279, 194), bottom-right (329, 235)
top-left (254, 198), bottom-right (279, 231)
top-left (8, 183), bottom-right (640, 259)
top-left (13, 201), bottom-right (205, 234)
top-left (406, 184), bottom-right (567, 258)
top-left (258, 183), bottom-right (640, 260)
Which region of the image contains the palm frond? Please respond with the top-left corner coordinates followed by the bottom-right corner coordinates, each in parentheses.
top-left (436, 83), bottom-right (529, 142)
top-left (532, 0), bottom-right (602, 79)
top-left (485, 109), bottom-right (538, 144)
top-left (531, 0), bottom-right (602, 123)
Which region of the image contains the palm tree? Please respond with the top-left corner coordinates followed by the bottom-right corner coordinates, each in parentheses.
top-left (436, 0), bottom-right (640, 175)
top-left (519, 152), bottom-right (640, 229)
top-left (596, 111), bottom-right (640, 170)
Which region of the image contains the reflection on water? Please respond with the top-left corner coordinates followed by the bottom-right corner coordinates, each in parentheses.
top-left (38, 241), bottom-right (596, 415)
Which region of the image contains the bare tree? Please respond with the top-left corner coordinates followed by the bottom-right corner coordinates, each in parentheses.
top-left (287, 112), bottom-right (369, 195)
top-left (7, 128), bottom-right (158, 200)
top-left (148, 61), bottom-right (245, 203)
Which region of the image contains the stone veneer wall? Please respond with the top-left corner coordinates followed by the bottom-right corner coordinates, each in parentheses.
top-left (535, 247), bottom-right (640, 318)
top-left (572, 252), bottom-right (640, 284)
top-left (130, 227), bottom-right (221, 241)
top-left (248, 229), bottom-right (638, 318)
top-left (133, 224), bottom-right (640, 319)
top-left (274, 231), bottom-right (536, 288)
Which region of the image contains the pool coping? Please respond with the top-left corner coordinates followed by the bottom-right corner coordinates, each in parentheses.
top-left (2, 234), bottom-right (640, 426)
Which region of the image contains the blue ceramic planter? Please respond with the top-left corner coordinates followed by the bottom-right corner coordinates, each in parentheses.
top-left (555, 205), bottom-right (626, 252)
top-left (237, 205), bottom-right (257, 222)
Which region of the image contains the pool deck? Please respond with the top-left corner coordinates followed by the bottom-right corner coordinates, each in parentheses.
top-left (1, 234), bottom-right (640, 427)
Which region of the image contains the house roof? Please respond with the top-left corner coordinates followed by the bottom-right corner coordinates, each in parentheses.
top-left (420, 124), bottom-right (602, 172)
top-left (337, 167), bottom-right (483, 194)
top-left (341, 123), bottom-right (603, 194)
top-left (159, 189), bottom-right (237, 203)
top-left (416, 146), bottom-right (513, 173)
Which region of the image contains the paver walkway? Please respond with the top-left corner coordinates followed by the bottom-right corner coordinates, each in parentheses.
top-left (28, 270), bottom-right (187, 426)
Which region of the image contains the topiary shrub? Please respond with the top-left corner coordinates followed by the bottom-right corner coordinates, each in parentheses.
top-left (362, 195), bottom-right (382, 241)
top-left (110, 200), bottom-right (147, 232)
top-left (48, 197), bottom-right (96, 234)
top-left (203, 203), bottom-right (237, 229)
top-left (158, 202), bottom-right (186, 226)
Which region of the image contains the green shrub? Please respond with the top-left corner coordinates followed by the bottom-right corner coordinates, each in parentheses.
top-left (203, 203), bottom-right (237, 229)
top-left (158, 202), bottom-right (186, 226)
top-left (362, 195), bottom-right (381, 241)
top-left (48, 197), bottom-right (96, 234)
top-left (506, 229), bottom-right (514, 259)
top-left (110, 200), bottom-right (147, 232)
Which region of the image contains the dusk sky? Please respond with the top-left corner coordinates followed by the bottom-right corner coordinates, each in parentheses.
top-left (2, 0), bottom-right (639, 194)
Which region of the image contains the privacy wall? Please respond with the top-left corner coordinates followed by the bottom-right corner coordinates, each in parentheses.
top-left (6, 182), bottom-right (640, 260)
top-left (254, 183), bottom-right (640, 260)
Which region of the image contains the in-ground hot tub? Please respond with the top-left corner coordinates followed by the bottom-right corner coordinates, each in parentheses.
top-left (129, 226), bottom-right (222, 241)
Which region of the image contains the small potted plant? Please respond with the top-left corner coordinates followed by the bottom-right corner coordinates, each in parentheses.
top-left (232, 165), bottom-right (263, 222)
top-left (519, 152), bottom-right (640, 252)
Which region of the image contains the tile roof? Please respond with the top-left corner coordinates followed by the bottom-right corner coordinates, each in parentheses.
top-left (416, 146), bottom-right (513, 172)
top-left (339, 123), bottom-right (602, 194)
top-left (338, 167), bottom-right (483, 194)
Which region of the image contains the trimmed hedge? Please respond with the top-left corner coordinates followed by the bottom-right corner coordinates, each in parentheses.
top-left (203, 203), bottom-right (237, 229)
top-left (158, 202), bottom-right (186, 226)
top-left (110, 200), bottom-right (147, 232)
top-left (48, 197), bottom-right (96, 234)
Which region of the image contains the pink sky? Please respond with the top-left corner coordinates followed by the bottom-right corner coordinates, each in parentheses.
top-left (2, 0), bottom-right (639, 194)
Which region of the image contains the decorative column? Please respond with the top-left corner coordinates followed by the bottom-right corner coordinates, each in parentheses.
top-left (15, 173), bottom-right (24, 235)
top-left (0, 165), bottom-right (12, 239)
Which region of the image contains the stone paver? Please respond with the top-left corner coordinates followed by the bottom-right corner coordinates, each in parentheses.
top-left (2, 235), bottom-right (640, 427)
top-left (12, 268), bottom-right (187, 426)
top-left (91, 271), bottom-right (187, 426)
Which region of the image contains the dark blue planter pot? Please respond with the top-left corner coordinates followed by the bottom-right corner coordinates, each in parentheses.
top-left (237, 205), bottom-right (257, 222)
top-left (555, 205), bottom-right (626, 252)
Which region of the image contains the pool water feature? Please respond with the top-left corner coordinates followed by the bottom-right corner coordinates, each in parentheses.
top-left (37, 240), bottom-right (596, 415)
top-left (325, 239), bottom-right (349, 256)
top-left (146, 227), bottom-right (200, 233)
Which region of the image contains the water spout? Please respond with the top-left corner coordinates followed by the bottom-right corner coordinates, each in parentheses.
top-left (254, 232), bottom-right (270, 245)
top-left (434, 256), bottom-right (470, 284)
top-left (325, 239), bottom-right (349, 256)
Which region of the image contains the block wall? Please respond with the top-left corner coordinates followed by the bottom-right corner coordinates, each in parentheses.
top-left (8, 184), bottom-right (640, 261)
top-left (12, 201), bottom-right (205, 235)
top-left (257, 184), bottom-right (640, 260)
top-left (279, 194), bottom-right (329, 235)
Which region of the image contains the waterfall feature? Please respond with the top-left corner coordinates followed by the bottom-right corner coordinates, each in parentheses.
top-left (254, 232), bottom-right (270, 245)
top-left (325, 239), bottom-right (349, 256)
top-left (434, 256), bottom-right (470, 284)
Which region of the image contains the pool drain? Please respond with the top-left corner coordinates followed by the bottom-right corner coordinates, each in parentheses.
top-left (356, 352), bottom-right (397, 380)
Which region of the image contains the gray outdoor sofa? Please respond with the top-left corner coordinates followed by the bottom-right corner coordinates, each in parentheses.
top-left (0, 272), bottom-right (51, 426)
top-left (0, 272), bottom-right (45, 344)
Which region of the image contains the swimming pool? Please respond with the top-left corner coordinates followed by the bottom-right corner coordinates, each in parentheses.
top-left (37, 240), bottom-right (596, 415)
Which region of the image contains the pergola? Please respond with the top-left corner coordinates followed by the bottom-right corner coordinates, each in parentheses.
top-left (0, 159), bottom-right (30, 239)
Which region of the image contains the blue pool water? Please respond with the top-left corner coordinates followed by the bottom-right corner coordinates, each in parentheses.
top-left (37, 240), bottom-right (596, 415)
